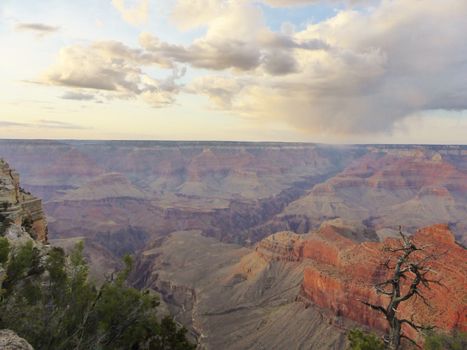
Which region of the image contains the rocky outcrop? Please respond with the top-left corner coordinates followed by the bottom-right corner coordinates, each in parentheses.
top-left (0, 159), bottom-right (47, 242)
top-left (283, 147), bottom-right (467, 243)
top-left (132, 223), bottom-right (465, 349)
top-left (60, 173), bottom-right (147, 201)
top-left (255, 231), bottom-right (304, 261)
top-left (250, 224), bottom-right (466, 344)
top-left (132, 230), bottom-right (350, 350)
top-left (298, 224), bottom-right (466, 342)
top-left (0, 330), bottom-right (34, 350)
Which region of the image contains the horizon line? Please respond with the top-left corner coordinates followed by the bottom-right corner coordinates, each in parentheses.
top-left (0, 138), bottom-right (466, 147)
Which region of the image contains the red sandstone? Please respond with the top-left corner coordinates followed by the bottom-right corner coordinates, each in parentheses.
top-left (299, 224), bottom-right (466, 341)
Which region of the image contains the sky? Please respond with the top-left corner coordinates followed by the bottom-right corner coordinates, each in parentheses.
top-left (0, 0), bottom-right (466, 144)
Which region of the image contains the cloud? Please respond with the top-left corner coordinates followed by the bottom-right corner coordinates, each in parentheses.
top-left (187, 76), bottom-right (248, 108)
top-left (0, 120), bottom-right (88, 130)
top-left (0, 121), bottom-right (29, 128)
top-left (263, 0), bottom-right (321, 5)
top-left (42, 41), bottom-right (182, 107)
top-left (140, 33), bottom-right (262, 71)
top-left (15, 22), bottom-right (59, 37)
top-left (61, 91), bottom-right (96, 101)
top-left (141, 1), bottom-right (328, 73)
top-left (262, 0), bottom-right (370, 6)
top-left (42, 44), bottom-right (138, 91)
top-left (188, 0), bottom-right (467, 135)
top-left (112, 0), bottom-right (149, 26)
top-left (39, 0), bottom-right (467, 137)
top-left (171, 0), bottom-right (225, 30)
top-left (41, 1), bottom-right (326, 108)
top-left (35, 120), bottom-right (89, 130)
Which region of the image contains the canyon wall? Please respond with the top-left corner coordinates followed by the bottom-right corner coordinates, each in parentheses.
top-left (255, 224), bottom-right (466, 342)
top-left (0, 159), bottom-right (47, 242)
top-left (1, 140), bottom-right (466, 349)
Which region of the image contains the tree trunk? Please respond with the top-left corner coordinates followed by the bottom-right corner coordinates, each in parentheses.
top-left (388, 318), bottom-right (401, 350)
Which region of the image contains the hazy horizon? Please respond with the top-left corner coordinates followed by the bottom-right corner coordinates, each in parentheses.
top-left (1, 137), bottom-right (467, 147)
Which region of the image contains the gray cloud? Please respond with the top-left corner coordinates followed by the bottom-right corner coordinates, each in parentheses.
top-left (35, 120), bottom-right (89, 130)
top-left (140, 34), bottom-right (261, 71)
top-left (61, 91), bottom-right (96, 101)
top-left (139, 32), bottom-right (328, 73)
top-left (15, 22), bottom-right (60, 36)
top-left (187, 76), bottom-right (248, 109)
top-left (0, 120), bottom-right (88, 130)
top-left (262, 51), bottom-right (298, 75)
top-left (0, 121), bottom-right (29, 128)
top-left (189, 0), bottom-right (467, 135)
top-left (38, 0), bottom-right (467, 137)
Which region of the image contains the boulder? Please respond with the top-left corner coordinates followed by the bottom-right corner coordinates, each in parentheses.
top-left (0, 330), bottom-right (34, 350)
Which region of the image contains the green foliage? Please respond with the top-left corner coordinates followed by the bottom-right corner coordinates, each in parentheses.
top-left (348, 329), bottom-right (385, 350)
top-left (22, 216), bottom-right (33, 235)
top-left (0, 237), bottom-right (9, 265)
top-left (0, 240), bottom-right (196, 350)
top-left (0, 214), bottom-right (13, 236)
top-left (424, 331), bottom-right (467, 350)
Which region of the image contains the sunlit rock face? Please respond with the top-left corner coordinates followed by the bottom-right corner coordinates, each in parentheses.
top-left (300, 224), bottom-right (466, 343)
top-left (0, 159), bottom-right (47, 243)
top-left (131, 224), bottom-right (466, 349)
top-left (252, 223), bottom-right (466, 340)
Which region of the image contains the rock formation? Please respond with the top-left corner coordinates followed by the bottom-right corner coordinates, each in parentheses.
top-left (283, 147), bottom-right (467, 243)
top-left (132, 230), bottom-right (350, 350)
top-left (0, 159), bottom-right (47, 242)
top-left (297, 225), bottom-right (466, 342)
top-left (253, 223), bottom-right (466, 342)
top-left (0, 330), bottom-right (34, 350)
top-left (131, 223), bottom-right (466, 349)
top-left (1, 140), bottom-right (466, 348)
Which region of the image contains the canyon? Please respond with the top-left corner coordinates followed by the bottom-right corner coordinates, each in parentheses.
top-left (132, 223), bottom-right (466, 349)
top-left (0, 140), bottom-right (466, 348)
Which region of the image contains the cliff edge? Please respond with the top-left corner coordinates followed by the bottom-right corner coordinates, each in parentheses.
top-left (0, 159), bottom-right (48, 242)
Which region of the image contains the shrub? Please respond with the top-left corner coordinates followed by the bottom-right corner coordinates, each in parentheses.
top-left (348, 328), bottom-right (385, 350)
top-left (0, 240), bottom-right (195, 350)
top-left (424, 330), bottom-right (467, 350)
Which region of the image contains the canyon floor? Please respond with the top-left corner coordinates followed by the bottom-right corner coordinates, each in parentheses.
top-left (1, 140), bottom-right (466, 349)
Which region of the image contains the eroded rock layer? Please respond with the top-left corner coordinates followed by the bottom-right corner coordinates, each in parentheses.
top-left (0, 159), bottom-right (47, 242)
top-left (297, 224), bottom-right (466, 342)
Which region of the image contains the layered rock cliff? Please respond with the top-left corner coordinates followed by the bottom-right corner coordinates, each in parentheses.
top-left (282, 147), bottom-right (467, 243)
top-left (0, 159), bottom-right (47, 242)
top-left (131, 223), bottom-right (466, 349)
top-left (260, 224), bottom-right (467, 342)
top-left (132, 230), bottom-right (350, 350)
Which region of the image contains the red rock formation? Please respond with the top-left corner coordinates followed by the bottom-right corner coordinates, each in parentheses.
top-left (299, 224), bottom-right (466, 341)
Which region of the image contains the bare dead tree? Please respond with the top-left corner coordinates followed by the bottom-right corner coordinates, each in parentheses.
top-left (361, 226), bottom-right (444, 350)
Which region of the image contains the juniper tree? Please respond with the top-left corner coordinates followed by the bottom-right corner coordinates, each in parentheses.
top-left (361, 227), bottom-right (443, 350)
